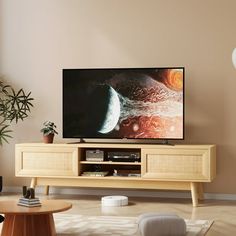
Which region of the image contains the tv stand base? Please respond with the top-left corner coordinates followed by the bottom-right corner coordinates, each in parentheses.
top-left (161, 140), bottom-right (174, 145)
top-left (30, 177), bottom-right (204, 207)
top-left (16, 143), bottom-right (216, 207)
top-left (66, 138), bottom-right (85, 144)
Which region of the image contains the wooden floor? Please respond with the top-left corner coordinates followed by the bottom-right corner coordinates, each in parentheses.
top-left (0, 193), bottom-right (236, 235)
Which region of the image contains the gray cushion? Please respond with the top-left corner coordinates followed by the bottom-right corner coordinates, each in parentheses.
top-left (138, 213), bottom-right (186, 236)
top-left (137, 212), bottom-right (179, 224)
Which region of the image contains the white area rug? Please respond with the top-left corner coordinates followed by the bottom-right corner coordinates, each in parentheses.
top-left (55, 214), bottom-right (213, 236)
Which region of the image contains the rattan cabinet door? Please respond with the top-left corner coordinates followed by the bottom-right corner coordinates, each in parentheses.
top-left (141, 146), bottom-right (215, 182)
top-left (15, 144), bottom-right (79, 177)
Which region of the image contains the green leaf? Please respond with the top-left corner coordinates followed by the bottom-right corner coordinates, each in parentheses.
top-left (0, 79), bottom-right (34, 145)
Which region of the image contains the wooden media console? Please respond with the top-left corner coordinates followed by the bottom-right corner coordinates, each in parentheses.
top-left (15, 143), bottom-right (216, 207)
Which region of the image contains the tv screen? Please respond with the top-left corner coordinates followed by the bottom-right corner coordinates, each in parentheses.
top-left (63, 68), bottom-right (184, 141)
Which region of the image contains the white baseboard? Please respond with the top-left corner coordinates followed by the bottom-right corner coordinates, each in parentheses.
top-left (2, 186), bottom-right (236, 201)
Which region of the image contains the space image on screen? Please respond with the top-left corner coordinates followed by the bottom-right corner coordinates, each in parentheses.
top-left (63, 67), bottom-right (184, 140)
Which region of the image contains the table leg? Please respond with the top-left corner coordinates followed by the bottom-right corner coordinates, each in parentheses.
top-left (30, 177), bottom-right (37, 189)
top-left (190, 182), bottom-right (198, 207)
top-left (1, 213), bottom-right (56, 236)
top-left (198, 182), bottom-right (204, 200)
top-left (45, 185), bottom-right (50, 195)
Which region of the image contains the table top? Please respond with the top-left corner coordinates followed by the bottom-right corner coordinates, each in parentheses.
top-left (0, 199), bottom-right (72, 215)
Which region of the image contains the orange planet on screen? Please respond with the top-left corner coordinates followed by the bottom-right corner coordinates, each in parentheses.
top-left (164, 69), bottom-right (183, 91)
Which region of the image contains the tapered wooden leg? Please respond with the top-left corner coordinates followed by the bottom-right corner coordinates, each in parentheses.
top-left (190, 206), bottom-right (197, 220)
top-left (30, 177), bottom-right (37, 188)
top-left (191, 182), bottom-right (198, 207)
top-left (198, 182), bottom-right (204, 200)
top-left (45, 185), bottom-right (50, 195)
top-left (2, 213), bottom-right (56, 236)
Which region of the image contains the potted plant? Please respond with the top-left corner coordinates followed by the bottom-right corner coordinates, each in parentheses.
top-left (0, 80), bottom-right (34, 144)
top-left (0, 78), bottom-right (34, 192)
top-left (40, 121), bottom-right (58, 143)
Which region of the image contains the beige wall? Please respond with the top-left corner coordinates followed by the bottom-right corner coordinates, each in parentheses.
top-left (0, 0), bottom-right (236, 194)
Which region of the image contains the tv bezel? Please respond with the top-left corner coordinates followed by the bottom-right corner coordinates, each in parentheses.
top-left (62, 67), bottom-right (185, 142)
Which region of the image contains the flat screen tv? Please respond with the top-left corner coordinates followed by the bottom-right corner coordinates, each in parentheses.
top-left (63, 67), bottom-right (184, 142)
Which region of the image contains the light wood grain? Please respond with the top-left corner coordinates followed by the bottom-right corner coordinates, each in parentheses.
top-left (0, 200), bottom-right (72, 214)
top-left (15, 145), bottom-right (78, 176)
top-left (15, 143), bottom-right (216, 207)
top-left (2, 214), bottom-right (56, 236)
top-left (36, 177), bottom-right (191, 190)
top-left (198, 182), bottom-right (204, 200)
top-left (142, 147), bottom-right (215, 181)
top-left (0, 200), bottom-right (72, 236)
top-left (30, 177), bottom-right (37, 188)
top-left (80, 161), bottom-right (141, 165)
top-left (45, 185), bottom-right (50, 195)
top-left (191, 182), bottom-right (199, 207)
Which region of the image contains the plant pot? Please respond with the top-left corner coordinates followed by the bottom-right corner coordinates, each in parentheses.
top-left (43, 134), bottom-right (54, 143)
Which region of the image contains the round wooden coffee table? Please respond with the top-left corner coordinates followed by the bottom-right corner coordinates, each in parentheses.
top-left (0, 199), bottom-right (72, 236)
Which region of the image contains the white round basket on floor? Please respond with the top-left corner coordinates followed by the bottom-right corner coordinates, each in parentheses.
top-left (101, 195), bottom-right (128, 207)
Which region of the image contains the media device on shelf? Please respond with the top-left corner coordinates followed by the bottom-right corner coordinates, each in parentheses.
top-left (63, 67), bottom-right (184, 143)
top-left (107, 151), bottom-right (140, 162)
